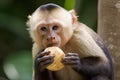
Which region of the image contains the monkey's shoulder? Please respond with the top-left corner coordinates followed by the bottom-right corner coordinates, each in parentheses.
top-left (79, 23), bottom-right (112, 60)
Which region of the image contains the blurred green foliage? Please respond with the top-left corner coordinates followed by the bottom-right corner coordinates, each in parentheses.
top-left (0, 0), bottom-right (97, 80)
top-left (76, 0), bottom-right (98, 31)
top-left (3, 51), bottom-right (32, 80)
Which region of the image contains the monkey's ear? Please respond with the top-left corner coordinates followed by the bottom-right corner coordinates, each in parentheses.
top-left (26, 15), bottom-right (31, 27)
top-left (69, 9), bottom-right (77, 24)
top-left (69, 9), bottom-right (78, 30)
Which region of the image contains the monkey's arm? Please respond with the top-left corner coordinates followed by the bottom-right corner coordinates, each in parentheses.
top-left (33, 50), bottom-right (55, 80)
top-left (62, 53), bottom-right (111, 80)
top-left (33, 49), bottom-right (47, 80)
top-left (32, 43), bottom-right (55, 80)
top-left (79, 57), bottom-right (111, 78)
top-left (62, 53), bottom-right (111, 76)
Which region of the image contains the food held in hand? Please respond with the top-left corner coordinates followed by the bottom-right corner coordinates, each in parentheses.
top-left (44, 47), bottom-right (65, 71)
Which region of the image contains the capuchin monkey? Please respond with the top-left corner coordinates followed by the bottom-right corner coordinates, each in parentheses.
top-left (27, 3), bottom-right (114, 80)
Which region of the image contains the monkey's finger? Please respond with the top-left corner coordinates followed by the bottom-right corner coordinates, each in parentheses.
top-left (62, 60), bottom-right (79, 65)
top-left (62, 57), bottom-right (80, 63)
top-left (40, 59), bottom-right (54, 66)
top-left (65, 53), bottom-right (79, 57)
top-left (37, 54), bottom-right (54, 62)
top-left (63, 56), bottom-right (80, 61)
top-left (35, 49), bottom-right (45, 57)
top-left (36, 51), bottom-right (51, 58)
top-left (41, 51), bottom-right (51, 56)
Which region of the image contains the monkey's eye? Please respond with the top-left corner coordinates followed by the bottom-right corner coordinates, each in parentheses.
top-left (40, 27), bottom-right (47, 31)
top-left (52, 26), bottom-right (59, 30)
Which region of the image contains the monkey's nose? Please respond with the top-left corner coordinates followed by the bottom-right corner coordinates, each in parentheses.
top-left (47, 37), bottom-right (55, 42)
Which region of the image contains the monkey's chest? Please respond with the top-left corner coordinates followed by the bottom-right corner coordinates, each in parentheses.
top-left (54, 66), bottom-right (83, 80)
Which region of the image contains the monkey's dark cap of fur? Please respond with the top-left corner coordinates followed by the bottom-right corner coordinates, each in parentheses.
top-left (39, 3), bottom-right (60, 11)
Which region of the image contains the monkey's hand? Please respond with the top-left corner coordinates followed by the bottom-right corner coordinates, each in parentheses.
top-left (62, 53), bottom-right (81, 70)
top-left (34, 50), bottom-right (55, 72)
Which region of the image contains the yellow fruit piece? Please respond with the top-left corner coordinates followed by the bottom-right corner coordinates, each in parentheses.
top-left (44, 47), bottom-right (65, 71)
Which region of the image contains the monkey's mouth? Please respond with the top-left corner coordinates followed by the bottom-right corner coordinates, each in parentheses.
top-left (47, 43), bottom-right (58, 47)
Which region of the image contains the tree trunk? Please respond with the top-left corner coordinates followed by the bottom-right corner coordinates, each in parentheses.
top-left (98, 0), bottom-right (120, 80)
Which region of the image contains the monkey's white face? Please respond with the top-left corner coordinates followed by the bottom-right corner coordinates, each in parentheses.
top-left (37, 19), bottom-right (62, 47)
top-left (28, 8), bottom-right (75, 48)
top-left (36, 17), bottom-right (73, 48)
